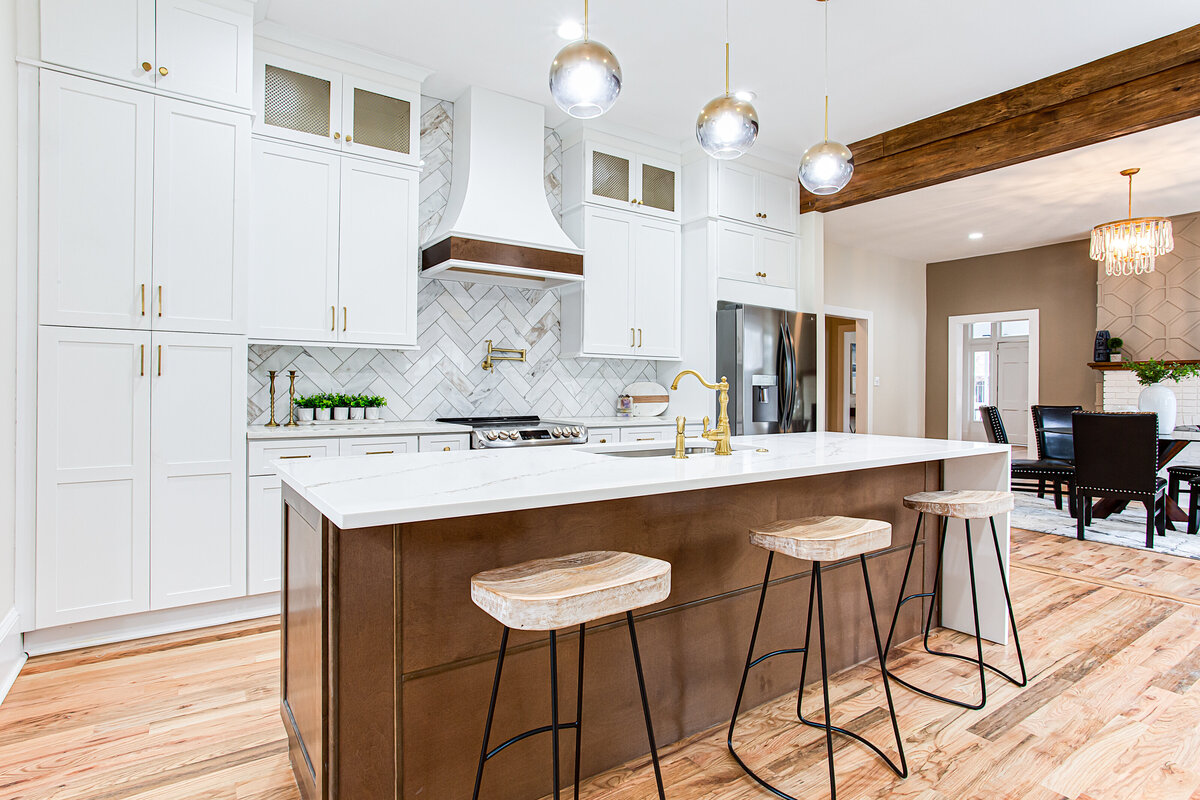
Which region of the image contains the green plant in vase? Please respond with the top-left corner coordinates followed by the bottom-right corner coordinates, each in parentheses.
top-left (348, 393), bottom-right (368, 420)
top-left (1130, 359), bottom-right (1200, 435)
top-left (364, 395), bottom-right (387, 420)
top-left (332, 393), bottom-right (351, 421)
top-left (313, 392), bottom-right (334, 422)
top-left (293, 394), bottom-right (318, 424)
top-left (1107, 336), bottom-right (1123, 362)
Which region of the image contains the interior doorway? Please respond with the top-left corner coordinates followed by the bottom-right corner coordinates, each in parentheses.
top-left (948, 310), bottom-right (1039, 446)
top-left (825, 314), bottom-right (867, 433)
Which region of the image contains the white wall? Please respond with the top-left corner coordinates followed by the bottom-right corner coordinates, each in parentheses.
top-left (1, 0), bottom-right (18, 615)
top-left (824, 241), bottom-right (926, 437)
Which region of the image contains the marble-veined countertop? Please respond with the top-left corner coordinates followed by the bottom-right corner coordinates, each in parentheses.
top-left (275, 431), bottom-right (1009, 529)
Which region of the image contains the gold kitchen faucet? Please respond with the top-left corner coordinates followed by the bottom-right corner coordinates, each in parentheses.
top-left (670, 370), bottom-right (733, 455)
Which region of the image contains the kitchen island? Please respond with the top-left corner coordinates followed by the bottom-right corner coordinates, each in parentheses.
top-left (274, 432), bottom-right (1010, 800)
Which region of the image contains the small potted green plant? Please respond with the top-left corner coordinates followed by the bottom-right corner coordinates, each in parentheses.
top-left (332, 393), bottom-right (351, 421)
top-left (348, 393), bottom-right (367, 421)
top-left (1107, 336), bottom-right (1124, 362)
top-left (294, 394), bottom-right (317, 424)
top-left (1130, 359), bottom-right (1200, 435)
top-left (365, 395), bottom-right (387, 421)
top-left (313, 393), bottom-right (333, 422)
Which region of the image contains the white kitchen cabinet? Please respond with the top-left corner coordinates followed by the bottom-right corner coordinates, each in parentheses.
top-left (620, 427), bottom-right (671, 443)
top-left (418, 434), bottom-right (469, 452)
top-left (149, 332), bottom-right (247, 609)
top-left (588, 428), bottom-right (619, 445)
top-left (561, 207), bottom-right (681, 359)
top-left (337, 159), bottom-right (418, 347)
top-left (152, 98), bottom-right (249, 333)
top-left (40, 72), bottom-right (250, 333)
top-left (40, 0), bottom-right (253, 107)
top-left (36, 327), bottom-right (151, 628)
top-left (248, 438), bottom-right (338, 476)
top-left (247, 474), bottom-right (282, 595)
top-left (717, 220), bottom-right (797, 290)
top-left (249, 139), bottom-right (419, 349)
top-left (339, 436), bottom-right (417, 457)
top-left (39, 72), bottom-right (154, 330)
top-left (717, 162), bottom-right (797, 233)
top-left (563, 139), bottom-right (680, 222)
top-left (254, 53), bottom-right (420, 167)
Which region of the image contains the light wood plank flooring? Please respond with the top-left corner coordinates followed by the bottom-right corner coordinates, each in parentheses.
top-left (3, 530), bottom-right (1199, 800)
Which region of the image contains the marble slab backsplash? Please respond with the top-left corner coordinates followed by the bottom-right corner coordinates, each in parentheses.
top-left (247, 96), bottom-right (657, 425)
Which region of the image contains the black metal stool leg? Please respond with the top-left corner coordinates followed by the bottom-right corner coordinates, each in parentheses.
top-left (860, 554), bottom-right (908, 778)
top-left (573, 623), bottom-right (585, 800)
top-left (473, 626), bottom-right (510, 800)
top-left (626, 611), bottom-right (666, 800)
top-left (813, 561), bottom-right (838, 800)
top-left (991, 517), bottom-right (1028, 687)
top-left (963, 518), bottom-right (988, 709)
top-left (550, 630), bottom-right (561, 800)
top-left (884, 513), bottom-right (928, 658)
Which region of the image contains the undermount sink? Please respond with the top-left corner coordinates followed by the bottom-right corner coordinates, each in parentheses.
top-left (582, 442), bottom-right (753, 458)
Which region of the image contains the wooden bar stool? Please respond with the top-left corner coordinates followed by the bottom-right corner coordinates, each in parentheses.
top-left (884, 490), bottom-right (1027, 711)
top-left (470, 551), bottom-right (671, 800)
top-left (728, 516), bottom-right (908, 800)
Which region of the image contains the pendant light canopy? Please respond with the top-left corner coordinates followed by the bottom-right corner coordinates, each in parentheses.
top-left (696, 0), bottom-right (759, 159)
top-left (798, 0), bottom-right (853, 195)
top-left (1089, 168), bottom-right (1174, 277)
top-left (549, 0), bottom-right (622, 119)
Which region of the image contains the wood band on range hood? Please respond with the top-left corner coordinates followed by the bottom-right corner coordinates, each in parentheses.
top-left (421, 236), bottom-right (584, 285)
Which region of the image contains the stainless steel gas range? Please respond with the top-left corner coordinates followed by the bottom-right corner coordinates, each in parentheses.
top-left (436, 416), bottom-right (588, 449)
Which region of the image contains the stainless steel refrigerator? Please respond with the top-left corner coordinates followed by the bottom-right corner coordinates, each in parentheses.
top-left (716, 303), bottom-right (818, 435)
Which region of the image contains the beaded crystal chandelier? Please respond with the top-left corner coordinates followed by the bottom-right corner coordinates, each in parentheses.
top-left (1089, 168), bottom-right (1173, 277)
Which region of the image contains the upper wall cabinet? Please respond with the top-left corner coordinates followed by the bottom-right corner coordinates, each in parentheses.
top-left (254, 53), bottom-right (421, 167)
top-left (39, 0), bottom-right (254, 108)
top-left (39, 71), bottom-right (249, 333)
top-left (716, 162), bottom-right (798, 234)
top-left (562, 137), bottom-right (681, 222)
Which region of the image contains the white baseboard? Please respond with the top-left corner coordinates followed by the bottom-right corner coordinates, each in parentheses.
top-left (0, 608), bottom-right (28, 707)
top-left (23, 593), bottom-right (280, 656)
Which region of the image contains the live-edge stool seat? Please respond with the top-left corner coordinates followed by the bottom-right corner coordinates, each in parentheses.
top-left (750, 515), bottom-right (891, 561)
top-left (903, 490), bottom-right (1014, 519)
top-left (471, 550), bottom-right (671, 631)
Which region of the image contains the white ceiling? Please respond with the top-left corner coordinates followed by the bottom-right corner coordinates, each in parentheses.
top-left (258, 0), bottom-right (1200, 163)
top-left (822, 117), bottom-right (1200, 264)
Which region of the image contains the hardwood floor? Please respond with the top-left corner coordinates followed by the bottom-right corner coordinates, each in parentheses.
top-left (3, 530), bottom-right (1199, 800)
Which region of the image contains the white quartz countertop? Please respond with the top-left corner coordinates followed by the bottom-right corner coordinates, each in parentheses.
top-left (248, 421), bottom-right (472, 440)
top-left (275, 431), bottom-right (1009, 529)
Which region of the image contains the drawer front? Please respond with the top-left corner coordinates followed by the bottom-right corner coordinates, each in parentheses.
top-left (339, 436), bottom-right (417, 457)
top-left (588, 427), bottom-right (620, 445)
top-left (620, 426), bottom-right (673, 443)
top-left (249, 439), bottom-right (337, 476)
top-left (418, 434), bottom-right (469, 452)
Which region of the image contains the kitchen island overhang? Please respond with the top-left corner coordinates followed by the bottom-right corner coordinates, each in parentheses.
top-left (275, 432), bottom-right (1011, 800)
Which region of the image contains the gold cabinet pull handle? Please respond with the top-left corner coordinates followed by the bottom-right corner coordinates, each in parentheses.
top-left (157, 344), bottom-right (162, 376)
top-left (365, 450), bottom-right (393, 455)
top-left (331, 305), bottom-right (336, 331)
top-left (279, 454), bottom-right (311, 459)
top-left (443, 446), bottom-right (451, 451)
top-left (598, 437), bottom-right (607, 443)
top-left (140, 283), bottom-right (145, 316)
top-left (638, 328), bottom-right (643, 347)
top-left (630, 327), bottom-right (635, 346)
top-left (333, 132), bottom-right (341, 140)
top-left (139, 344), bottom-right (144, 376)
top-left (141, 62), bottom-right (152, 72)
top-left (342, 306), bottom-right (347, 332)
top-left (157, 285), bottom-right (163, 317)
top-left (636, 437), bottom-right (655, 441)
top-left (158, 66), bottom-right (168, 76)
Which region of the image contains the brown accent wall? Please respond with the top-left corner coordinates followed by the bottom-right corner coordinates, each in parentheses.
top-left (925, 239), bottom-right (1098, 439)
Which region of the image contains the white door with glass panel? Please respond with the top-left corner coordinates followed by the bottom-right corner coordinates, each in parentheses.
top-left (963, 320), bottom-right (1030, 445)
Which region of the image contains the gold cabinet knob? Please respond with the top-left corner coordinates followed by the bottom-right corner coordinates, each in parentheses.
top-left (158, 66), bottom-right (168, 76)
top-left (141, 62), bottom-right (152, 72)
top-left (443, 446), bottom-right (450, 451)
top-left (345, 134), bottom-right (352, 143)
top-left (333, 132), bottom-right (341, 140)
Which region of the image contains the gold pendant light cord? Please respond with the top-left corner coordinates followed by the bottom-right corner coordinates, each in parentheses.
top-left (1128, 171), bottom-right (1134, 219)
top-left (584, 0), bottom-right (588, 40)
top-left (823, 0), bottom-right (830, 142)
top-left (724, 0), bottom-right (730, 95)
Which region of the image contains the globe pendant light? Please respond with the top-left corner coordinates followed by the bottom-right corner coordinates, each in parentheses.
top-left (549, 0), bottom-right (622, 119)
top-left (1089, 168), bottom-right (1174, 276)
top-left (798, 0), bottom-right (854, 195)
top-left (695, 0), bottom-right (759, 159)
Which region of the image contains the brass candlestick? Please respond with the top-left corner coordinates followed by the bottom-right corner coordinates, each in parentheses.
top-left (265, 370), bottom-right (279, 427)
top-left (285, 370), bottom-right (298, 427)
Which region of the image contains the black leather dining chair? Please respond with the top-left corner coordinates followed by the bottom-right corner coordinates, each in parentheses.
top-left (981, 406), bottom-right (1076, 515)
top-left (1072, 412), bottom-right (1167, 548)
top-left (1168, 465), bottom-right (1200, 535)
top-left (1032, 405), bottom-right (1082, 465)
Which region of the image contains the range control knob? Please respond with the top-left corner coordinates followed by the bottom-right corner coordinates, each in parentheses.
top-left (484, 430), bottom-right (498, 441)
top-left (572, 426), bottom-right (583, 437)
top-left (553, 427), bottom-right (564, 437)
top-left (507, 430), bottom-right (520, 440)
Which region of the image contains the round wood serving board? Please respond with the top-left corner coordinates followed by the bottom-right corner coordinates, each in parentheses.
top-left (622, 381), bottom-right (670, 416)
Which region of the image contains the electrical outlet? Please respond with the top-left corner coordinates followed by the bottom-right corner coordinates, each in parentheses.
top-left (873, 377), bottom-right (881, 386)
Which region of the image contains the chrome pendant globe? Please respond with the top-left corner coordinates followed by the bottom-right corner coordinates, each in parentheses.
top-left (798, 139), bottom-right (854, 195)
top-left (549, 39), bottom-right (622, 119)
top-left (696, 94), bottom-right (759, 160)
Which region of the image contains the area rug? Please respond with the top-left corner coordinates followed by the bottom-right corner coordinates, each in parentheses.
top-left (1012, 492), bottom-right (1199, 560)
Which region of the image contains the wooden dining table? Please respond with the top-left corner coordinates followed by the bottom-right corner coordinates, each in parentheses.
top-left (1091, 428), bottom-right (1200, 522)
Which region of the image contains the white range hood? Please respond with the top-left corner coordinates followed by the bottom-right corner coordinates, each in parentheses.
top-left (421, 87), bottom-right (583, 289)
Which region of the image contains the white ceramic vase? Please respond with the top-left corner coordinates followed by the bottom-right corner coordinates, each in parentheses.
top-left (333, 406), bottom-right (349, 421)
top-left (295, 407), bottom-right (314, 423)
top-left (1138, 382), bottom-right (1176, 435)
top-left (349, 407), bottom-right (365, 420)
top-left (365, 407), bottom-right (380, 420)
top-left (315, 407), bottom-right (331, 422)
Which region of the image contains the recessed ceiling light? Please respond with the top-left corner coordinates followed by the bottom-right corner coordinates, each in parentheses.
top-left (556, 20), bottom-right (583, 40)
top-left (734, 90), bottom-right (756, 102)
top-left (968, 232), bottom-right (984, 240)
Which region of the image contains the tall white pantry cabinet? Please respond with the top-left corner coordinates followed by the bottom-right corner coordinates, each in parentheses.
top-left (33, 0), bottom-right (254, 630)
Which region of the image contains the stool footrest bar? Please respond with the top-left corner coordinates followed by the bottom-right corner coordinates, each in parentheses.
top-left (485, 722), bottom-right (580, 762)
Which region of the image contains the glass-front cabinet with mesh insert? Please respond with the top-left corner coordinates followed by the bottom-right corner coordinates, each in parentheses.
top-left (253, 53), bottom-right (420, 167)
top-left (577, 141), bottom-right (681, 221)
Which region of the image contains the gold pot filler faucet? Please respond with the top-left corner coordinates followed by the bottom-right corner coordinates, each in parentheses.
top-left (670, 370), bottom-right (733, 457)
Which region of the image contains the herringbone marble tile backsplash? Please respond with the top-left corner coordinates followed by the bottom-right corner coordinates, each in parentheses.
top-left (248, 97), bottom-right (657, 425)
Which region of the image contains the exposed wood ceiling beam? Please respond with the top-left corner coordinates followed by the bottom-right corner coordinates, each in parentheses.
top-left (803, 24), bottom-right (1200, 213)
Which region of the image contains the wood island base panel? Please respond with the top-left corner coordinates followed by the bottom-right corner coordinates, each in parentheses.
top-left (279, 463), bottom-right (944, 800)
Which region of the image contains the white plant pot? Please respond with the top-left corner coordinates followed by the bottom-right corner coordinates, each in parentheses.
top-left (349, 407), bottom-right (365, 420)
top-left (333, 406), bottom-right (349, 421)
top-left (1138, 382), bottom-right (1177, 435)
top-left (365, 407), bottom-right (381, 420)
top-left (1110, 353), bottom-right (1123, 362)
top-left (315, 407), bottom-right (331, 422)
top-left (295, 407), bottom-right (314, 423)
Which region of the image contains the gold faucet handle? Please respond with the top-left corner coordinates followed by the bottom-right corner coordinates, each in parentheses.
top-left (702, 415), bottom-right (711, 433)
top-left (676, 415), bottom-right (686, 434)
